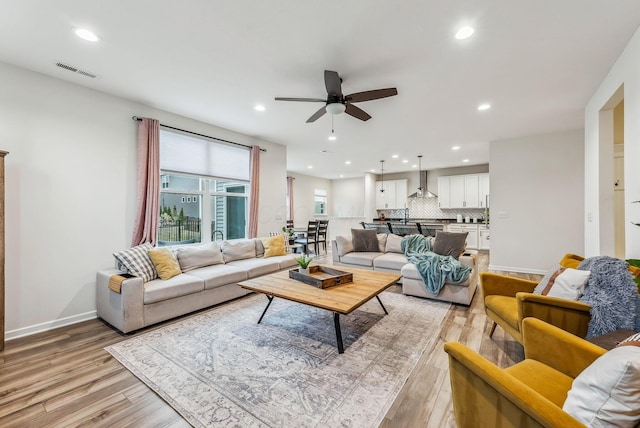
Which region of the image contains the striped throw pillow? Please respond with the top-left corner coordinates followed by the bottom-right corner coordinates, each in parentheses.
top-left (113, 243), bottom-right (158, 283)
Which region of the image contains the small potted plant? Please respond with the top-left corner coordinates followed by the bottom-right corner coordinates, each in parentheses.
top-left (294, 254), bottom-right (314, 275)
top-left (282, 226), bottom-right (296, 244)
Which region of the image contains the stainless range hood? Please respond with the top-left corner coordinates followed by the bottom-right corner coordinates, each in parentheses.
top-left (409, 170), bottom-right (437, 198)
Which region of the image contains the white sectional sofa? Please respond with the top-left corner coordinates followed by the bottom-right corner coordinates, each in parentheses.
top-left (332, 232), bottom-right (477, 305)
top-left (97, 237), bottom-right (297, 334)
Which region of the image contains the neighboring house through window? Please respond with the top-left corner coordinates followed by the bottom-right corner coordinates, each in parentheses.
top-left (314, 189), bottom-right (327, 216)
top-left (159, 129), bottom-right (250, 243)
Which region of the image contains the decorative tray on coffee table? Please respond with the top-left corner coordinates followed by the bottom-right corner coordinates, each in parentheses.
top-left (288, 265), bottom-right (353, 289)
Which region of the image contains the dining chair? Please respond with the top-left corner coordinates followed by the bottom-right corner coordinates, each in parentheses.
top-left (286, 219), bottom-right (294, 228)
top-left (316, 220), bottom-right (329, 254)
top-left (294, 220), bottom-right (319, 255)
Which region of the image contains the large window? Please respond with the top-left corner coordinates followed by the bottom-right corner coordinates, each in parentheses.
top-left (158, 130), bottom-right (250, 243)
top-left (314, 189), bottom-right (327, 216)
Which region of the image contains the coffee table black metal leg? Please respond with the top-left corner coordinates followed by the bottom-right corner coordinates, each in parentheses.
top-left (257, 295), bottom-right (274, 324)
top-left (334, 313), bottom-right (344, 354)
top-left (376, 295), bottom-right (388, 315)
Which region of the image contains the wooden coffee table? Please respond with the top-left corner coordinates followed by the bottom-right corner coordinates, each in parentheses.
top-left (238, 266), bottom-right (401, 353)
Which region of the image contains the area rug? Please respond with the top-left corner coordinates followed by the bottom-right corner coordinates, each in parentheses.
top-left (106, 291), bottom-right (450, 427)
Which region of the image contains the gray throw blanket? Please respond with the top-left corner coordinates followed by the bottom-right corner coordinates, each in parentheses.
top-left (401, 234), bottom-right (471, 295)
top-left (577, 256), bottom-right (640, 338)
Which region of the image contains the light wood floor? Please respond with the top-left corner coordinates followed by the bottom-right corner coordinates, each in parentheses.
top-left (0, 251), bottom-right (541, 427)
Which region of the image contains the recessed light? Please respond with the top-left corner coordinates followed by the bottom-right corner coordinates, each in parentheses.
top-left (412, 164), bottom-right (418, 168)
top-left (392, 154), bottom-right (399, 158)
top-left (340, 174), bottom-right (344, 178)
top-left (402, 159), bottom-right (408, 163)
top-left (452, 146), bottom-right (461, 151)
top-left (307, 165), bottom-right (313, 169)
top-left (73, 28), bottom-right (101, 42)
top-left (477, 103), bottom-right (491, 111)
top-left (345, 161), bottom-right (351, 165)
top-left (462, 159), bottom-right (470, 163)
top-left (455, 26), bottom-right (475, 40)
top-left (370, 169), bottom-right (375, 172)
top-left (254, 104), bottom-right (266, 112)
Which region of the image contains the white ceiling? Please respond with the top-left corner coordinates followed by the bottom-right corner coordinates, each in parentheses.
top-left (1, 1), bottom-right (639, 179)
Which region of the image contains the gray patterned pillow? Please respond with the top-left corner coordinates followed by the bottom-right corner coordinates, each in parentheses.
top-left (432, 231), bottom-right (468, 259)
top-left (113, 243), bottom-right (158, 282)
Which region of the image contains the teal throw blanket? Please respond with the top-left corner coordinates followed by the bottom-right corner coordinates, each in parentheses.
top-left (401, 234), bottom-right (472, 295)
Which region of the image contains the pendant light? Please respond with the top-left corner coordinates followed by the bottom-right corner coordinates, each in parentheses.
top-left (380, 160), bottom-right (385, 193)
top-left (416, 155), bottom-right (424, 198)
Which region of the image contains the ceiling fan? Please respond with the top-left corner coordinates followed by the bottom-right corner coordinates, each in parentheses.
top-left (275, 70), bottom-right (398, 123)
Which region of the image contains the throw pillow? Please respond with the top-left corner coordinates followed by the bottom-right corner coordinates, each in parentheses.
top-left (562, 345), bottom-right (640, 427)
top-left (175, 242), bottom-right (224, 272)
top-left (268, 232), bottom-right (291, 253)
top-left (533, 267), bottom-right (590, 300)
top-left (221, 239), bottom-right (256, 263)
top-left (261, 235), bottom-right (287, 258)
top-left (377, 233), bottom-right (388, 252)
top-left (113, 243), bottom-right (157, 283)
top-left (336, 235), bottom-right (354, 256)
top-left (385, 233), bottom-right (404, 254)
top-left (618, 332), bottom-right (640, 348)
top-left (147, 247), bottom-right (182, 280)
top-left (351, 229), bottom-right (379, 252)
top-left (432, 231), bottom-right (468, 259)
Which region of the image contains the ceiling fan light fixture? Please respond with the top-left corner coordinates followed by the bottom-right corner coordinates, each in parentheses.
top-left (326, 102), bottom-right (346, 115)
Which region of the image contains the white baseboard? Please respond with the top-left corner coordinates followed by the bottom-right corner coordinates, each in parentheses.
top-left (5, 310), bottom-right (98, 341)
top-left (488, 264), bottom-right (546, 275)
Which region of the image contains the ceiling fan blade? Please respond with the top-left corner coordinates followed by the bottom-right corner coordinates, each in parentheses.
top-left (345, 103), bottom-right (372, 121)
top-left (324, 70), bottom-right (343, 97)
top-left (306, 106), bottom-right (327, 123)
top-left (274, 97), bottom-right (326, 102)
top-left (345, 88), bottom-right (398, 103)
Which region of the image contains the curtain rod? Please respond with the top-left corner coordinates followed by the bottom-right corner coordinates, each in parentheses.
top-left (132, 116), bottom-right (266, 152)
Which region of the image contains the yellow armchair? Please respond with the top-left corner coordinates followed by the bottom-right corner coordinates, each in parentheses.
top-left (480, 254), bottom-right (591, 344)
top-left (444, 317), bottom-right (606, 428)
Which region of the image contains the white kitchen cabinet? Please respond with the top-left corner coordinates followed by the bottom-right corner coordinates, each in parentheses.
top-left (438, 173), bottom-right (489, 209)
top-left (375, 179), bottom-right (407, 209)
top-left (447, 224), bottom-right (479, 250)
top-left (437, 176), bottom-right (451, 208)
top-left (479, 225), bottom-right (490, 250)
top-left (479, 173), bottom-right (490, 208)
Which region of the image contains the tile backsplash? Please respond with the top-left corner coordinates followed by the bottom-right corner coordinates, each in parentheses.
top-left (379, 197), bottom-right (487, 221)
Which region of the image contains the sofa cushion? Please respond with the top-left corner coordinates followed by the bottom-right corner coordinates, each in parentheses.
top-left (385, 234), bottom-right (404, 254)
top-left (432, 231), bottom-right (467, 259)
top-left (147, 247), bottom-right (182, 280)
top-left (175, 242), bottom-right (224, 272)
top-left (143, 274), bottom-right (204, 304)
top-left (484, 295), bottom-right (519, 330)
top-left (185, 264), bottom-right (248, 290)
top-left (267, 254), bottom-right (298, 269)
top-left (563, 345), bottom-right (640, 427)
top-left (113, 243), bottom-right (158, 283)
top-left (336, 235), bottom-right (354, 256)
top-left (226, 257), bottom-right (281, 278)
top-left (401, 262), bottom-right (472, 286)
top-left (351, 229), bottom-right (379, 252)
top-left (340, 252), bottom-right (379, 267)
top-left (222, 239), bottom-right (256, 263)
top-left (260, 235), bottom-right (287, 258)
top-left (373, 253), bottom-right (408, 271)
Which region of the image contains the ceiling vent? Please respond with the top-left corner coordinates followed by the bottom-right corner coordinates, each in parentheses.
top-left (55, 61), bottom-right (97, 78)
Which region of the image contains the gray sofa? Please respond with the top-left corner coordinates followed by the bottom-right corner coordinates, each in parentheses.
top-left (331, 233), bottom-right (477, 305)
top-left (97, 237), bottom-right (297, 333)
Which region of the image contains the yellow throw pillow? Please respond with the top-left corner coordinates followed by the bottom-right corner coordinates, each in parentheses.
top-left (261, 235), bottom-right (286, 258)
top-left (147, 247), bottom-right (182, 280)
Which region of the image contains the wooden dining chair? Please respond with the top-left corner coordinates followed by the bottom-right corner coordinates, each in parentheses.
top-left (316, 220), bottom-right (329, 254)
top-left (286, 219), bottom-right (294, 228)
top-left (294, 220), bottom-right (318, 255)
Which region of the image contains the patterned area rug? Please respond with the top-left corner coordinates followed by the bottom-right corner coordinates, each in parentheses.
top-left (106, 291), bottom-right (450, 427)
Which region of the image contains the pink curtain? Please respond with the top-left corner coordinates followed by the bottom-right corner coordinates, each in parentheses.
top-left (131, 118), bottom-right (160, 246)
top-left (286, 176), bottom-right (294, 222)
top-left (248, 145), bottom-right (261, 238)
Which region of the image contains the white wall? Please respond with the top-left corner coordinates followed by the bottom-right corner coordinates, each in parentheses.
top-left (489, 130), bottom-right (585, 273)
top-left (0, 61), bottom-right (287, 338)
top-left (289, 172), bottom-right (331, 226)
top-left (585, 26), bottom-right (640, 259)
